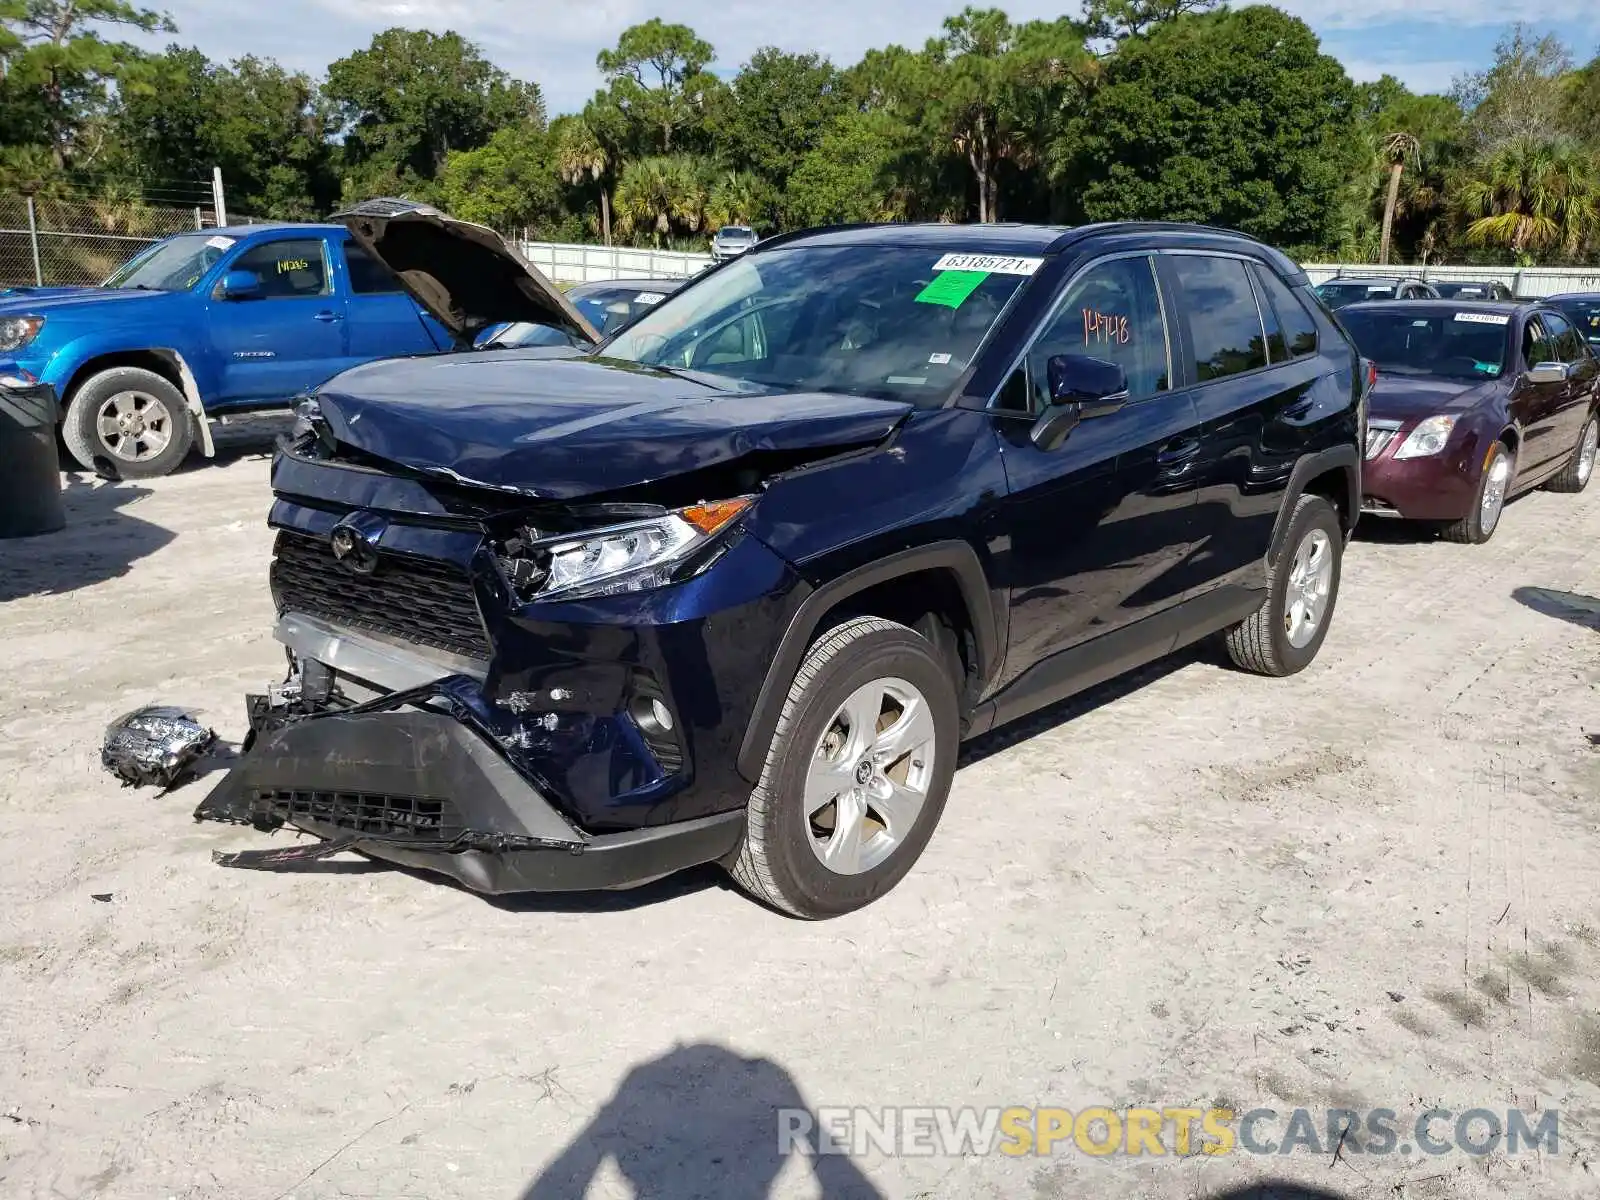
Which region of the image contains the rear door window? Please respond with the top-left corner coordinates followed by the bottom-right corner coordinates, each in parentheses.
top-left (343, 242), bottom-right (403, 294)
top-left (1171, 255), bottom-right (1268, 381)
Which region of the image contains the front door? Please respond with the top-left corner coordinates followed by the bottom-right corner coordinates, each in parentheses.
top-left (991, 253), bottom-right (1203, 693)
top-left (209, 235), bottom-right (347, 405)
top-left (1511, 315), bottom-right (1569, 478)
top-left (1543, 310), bottom-right (1598, 455)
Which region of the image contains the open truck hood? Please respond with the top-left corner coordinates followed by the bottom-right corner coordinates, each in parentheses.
top-left (309, 352), bottom-right (912, 500)
top-left (332, 199), bottom-right (599, 349)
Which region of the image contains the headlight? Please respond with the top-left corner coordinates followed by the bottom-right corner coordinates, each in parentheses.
top-left (508, 497), bottom-right (754, 602)
top-left (0, 314), bottom-right (45, 352)
top-left (1394, 414), bottom-right (1457, 459)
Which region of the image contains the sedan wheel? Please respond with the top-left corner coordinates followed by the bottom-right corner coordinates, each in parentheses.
top-left (1441, 441), bottom-right (1514, 544)
top-left (1547, 416), bottom-right (1598, 494)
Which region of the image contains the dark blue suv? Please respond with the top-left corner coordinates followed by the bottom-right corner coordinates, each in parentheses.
top-left (200, 204), bottom-right (1366, 918)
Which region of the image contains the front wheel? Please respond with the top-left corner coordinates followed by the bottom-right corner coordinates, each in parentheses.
top-left (1224, 494), bottom-right (1343, 677)
top-left (727, 617), bottom-right (959, 919)
top-left (61, 366), bottom-right (195, 479)
top-left (1440, 440), bottom-right (1513, 544)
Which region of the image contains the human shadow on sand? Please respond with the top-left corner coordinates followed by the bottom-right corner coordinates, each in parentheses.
top-left (519, 1042), bottom-right (883, 1199)
top-left (1512, 585), bottom-right (1600, 633)
top-left (0, 475), bottom-right (174, 601)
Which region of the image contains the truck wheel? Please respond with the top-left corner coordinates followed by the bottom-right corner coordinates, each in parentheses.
top-left (727, 617), bottom-right (959, 919)
top-left (1545, 415), bottom-right (1597, 494)
top-left (1224, 494), bottom-right (1343, 677)
top-left (62, 367), bottom-right (195, 478)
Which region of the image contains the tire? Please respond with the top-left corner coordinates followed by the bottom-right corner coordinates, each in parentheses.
top-left (1439, 440), bottom-right (1514, 544)
top-left (62, 367), bottom-right (195, 479)
top-left (1545, 414), bottom-right (1598, 494)
top-left (1224, 494), bottom-right (1343, 677)
top-left (727, 616), bottom-right (959, 919)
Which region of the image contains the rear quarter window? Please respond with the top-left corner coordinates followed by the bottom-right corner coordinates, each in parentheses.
top-left (1250, 264), bottom-right (1318, 360)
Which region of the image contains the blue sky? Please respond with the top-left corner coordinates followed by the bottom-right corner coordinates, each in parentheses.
top-left (138, 1), bottom-right (1600, 114)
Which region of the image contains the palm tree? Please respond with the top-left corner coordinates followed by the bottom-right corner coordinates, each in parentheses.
top-left (613, 155), bottom-right (709, 247)
top-left (555, 119), bottom-right (611, 246)
top-left (1378, 130), bottom-right (1419, 266)
top-left (1458, 138), bottom-right (1600, 260)
top-left (705, 171), bottom-right (766, 231)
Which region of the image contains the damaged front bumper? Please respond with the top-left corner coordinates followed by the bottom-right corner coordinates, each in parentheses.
top-left (195, 690), bottom-right (744, 894)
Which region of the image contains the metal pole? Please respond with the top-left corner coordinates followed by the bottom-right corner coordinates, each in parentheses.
top-left (211, 167), bottom-right (227, 228)
top-left (194, 207), bottom-right (203, 231)
top-left (25, 196), bottom-right (42, 286)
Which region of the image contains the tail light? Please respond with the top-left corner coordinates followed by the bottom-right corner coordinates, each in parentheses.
top-left (1367, 360), bottom-right (1378, 392)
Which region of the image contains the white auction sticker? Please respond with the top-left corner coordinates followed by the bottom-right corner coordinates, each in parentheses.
top-left (929, 352), bottom-right (952, 365)
top-left (205, 235), bottom-right (236, 250)
top-left (634, 291), bottom-right (666, 304)
top-left (1453, 312), bottom-right (1510, 325)
top-left (932, 253), bottom-right (1043, 276)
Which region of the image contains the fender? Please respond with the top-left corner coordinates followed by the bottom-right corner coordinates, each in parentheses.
top-left (735, 540), bottom-right (1001, 782)
top-left (1267, 443), bottom-right (1360, 560)
top-left (44, 334), bottom-right (219, 459)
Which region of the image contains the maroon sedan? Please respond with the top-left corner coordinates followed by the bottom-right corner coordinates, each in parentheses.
top-left (1337, 301), bottom-right (1600, 543)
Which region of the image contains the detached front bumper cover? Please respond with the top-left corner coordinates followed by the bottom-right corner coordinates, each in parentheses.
top-left (194, 685), bottom-right (742, 894)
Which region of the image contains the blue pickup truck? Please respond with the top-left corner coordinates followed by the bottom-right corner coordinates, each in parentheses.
top-left (0, 208), bottom-right (597, 477)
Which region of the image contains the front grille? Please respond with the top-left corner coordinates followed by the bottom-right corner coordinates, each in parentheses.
top-left (270, 530), bottom-right (490, 659)
top-left (254, 788), bottom-right (466, 841)
top-left (1365, 428), bottom-right (1398, 460)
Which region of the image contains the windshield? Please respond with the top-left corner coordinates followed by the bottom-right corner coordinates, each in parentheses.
top-left (718, 227), bottom-right (753, 239)
top-left (489, 283), bottom-right (676, 347)
top-left (1337, 308), bottom-right (1509, 380)
top-left (1433, 282), bottom-right (1494, 299)
top-left (1316, 281), bottom-right (1396, 306)
top-left (598, 244), bottom-right (1033, 404)
top-left (1553, 299), bottom-right (1600, 346)
top-left (104, 232), bottom-right (235, 291)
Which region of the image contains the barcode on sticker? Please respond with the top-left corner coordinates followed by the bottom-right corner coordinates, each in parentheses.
top-left (1454, 312), bottom-right (1509, 325)
top-left (932, 253), bottom-right (1043, 276)
top-left (206, 235), bottom-right (235, 250)
top-left (634, 292), bottom-right (665, 304)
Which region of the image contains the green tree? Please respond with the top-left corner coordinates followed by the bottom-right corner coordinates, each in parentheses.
top-left (552, 115), bottom-right (612, 245)
top-left (1081, 0), bottom-right (1217, 41)
top-left (612, 153), bottom-right (710, 246)
top-left (1059, 6), bottom-right (1357, 257)
top-left (708, 48), bottom-right (843, 190)
top-left (1457, 137), bottom-right (1599, 261)
top-left (596, 20), bottom-right (718, 156)
top-left (1454, 25), bottom-right (1572, 154)
top-left (0, 0), bottom-right (173, 165)
top-left (437, 123), bottom-right (565, 237)
top-left (324, 28), bottom-right (542, 201)
top-left (1561, 53), bottom-right (1600, 148)
top-left (785, 110), bottom-right (908, 227)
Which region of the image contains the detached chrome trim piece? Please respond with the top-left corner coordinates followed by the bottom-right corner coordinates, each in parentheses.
top-left (274, 611), bottom-right (488, 693)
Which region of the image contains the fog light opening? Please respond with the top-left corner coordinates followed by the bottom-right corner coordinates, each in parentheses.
top-left (631, 695), bottom-right (675, 735)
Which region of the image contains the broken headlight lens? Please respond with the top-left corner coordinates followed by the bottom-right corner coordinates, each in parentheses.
top-left (522, 497), bottom-right (753, 602)
top-left (0, 314), bottom-right (45, 352)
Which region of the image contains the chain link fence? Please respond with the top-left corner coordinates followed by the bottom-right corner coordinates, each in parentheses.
top-left (0, 194), bottom-right (269, 288)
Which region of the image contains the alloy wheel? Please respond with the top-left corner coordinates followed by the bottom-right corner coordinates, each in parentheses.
top-left (96, 390), bottom-right (174, 463)
top-left (1480, 449), bottom-right (1512, 535)
top-left (1579, 421), bottom-right (1598, 487)
top-left (1284, 528), bottom-right (1334, 650)
top-left (803, 676), bottom-right (937, 876)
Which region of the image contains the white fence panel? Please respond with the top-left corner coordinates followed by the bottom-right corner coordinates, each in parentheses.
top-left (519, 241), bottom-right (712, 284)
top-left (1303, 263), bottom-right (1600, 298)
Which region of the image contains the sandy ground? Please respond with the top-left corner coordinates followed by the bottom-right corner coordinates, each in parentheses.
top-left (3, 422), bottom-right (1600, 1200)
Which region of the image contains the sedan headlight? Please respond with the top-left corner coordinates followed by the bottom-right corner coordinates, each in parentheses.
top-left (511, 497), bottom-right (754, 602)
top-left (0, 314), bottom-right (45, 352)
top-left (1393, 414), bottom-right (1458, 459)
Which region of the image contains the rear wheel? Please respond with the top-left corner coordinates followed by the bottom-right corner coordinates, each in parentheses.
top-left (1440, 441), bottom-right (1513, 544)
top-left (1545, 415), bottom-right (1597, 494)
top-left (727, 617), bottom-right (959, 919)
top-left (62, 366), bottom-right (194, 479)
top-left (1224, 494), bottom-right (1343, 677)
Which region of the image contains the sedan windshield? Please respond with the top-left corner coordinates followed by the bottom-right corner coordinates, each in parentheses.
top-left (104, 233), bottom-right (233, 291)
top-left (1337, 308), bottom-right (1508, 380)
top-left (1553, 299), bottom-right (1600, 346)
top-left (489, 283), bottom-right (676, 347)
top-left (1316, 280), bottom-right (1397, 306)
top-left (1433, 282), bottom-right (1497, 299)
top-left (598, 244), bottom-right (1031, 404)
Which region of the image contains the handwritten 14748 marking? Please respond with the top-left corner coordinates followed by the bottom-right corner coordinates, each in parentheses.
top-left (1083, 308), bottom-right (1130, 345)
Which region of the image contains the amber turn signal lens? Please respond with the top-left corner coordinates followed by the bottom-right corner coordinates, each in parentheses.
top-left (679, 497), bottom-right (752, 535)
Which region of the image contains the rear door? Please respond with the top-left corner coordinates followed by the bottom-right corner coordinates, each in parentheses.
top-left (1160, 252), bottom-right (1327, 599)
top-left (989, 252), bottom-right (1203, 692)
top-left (208, 234), bottom-right (347, 405)
top-left (338, 236), bottom-right (449, 364)
top-left (1510, 315), bottom-right (1569, 478)
top-left (1543, 310), bottom-right (1597, 454)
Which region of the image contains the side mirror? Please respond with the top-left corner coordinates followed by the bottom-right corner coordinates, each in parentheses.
top-left (1526, 361), bottom-right (1570, 385)
top-left (1031, 354), bottom-right (1130, 451)
top-left (219, 269), bottom-right (261, 300)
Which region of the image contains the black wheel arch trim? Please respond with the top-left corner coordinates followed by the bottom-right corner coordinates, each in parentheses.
top-left (1269, 443), bottom-right (1360, 561)
top-left (736, 540), bottom-right (1000, 782)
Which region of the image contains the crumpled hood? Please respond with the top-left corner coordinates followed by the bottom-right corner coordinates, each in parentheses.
top-left (1368, 374), bottom-right (1500, 423)
top-left (313, 352), bottom-right (913, 499)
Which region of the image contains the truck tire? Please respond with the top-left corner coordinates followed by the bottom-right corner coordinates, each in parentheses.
top-left (63, 367), bottom-right (195, 478)
top-left (1224, 494), bottom-right (1343, 677)
top-left (727, 617), bottom-right (959, 919)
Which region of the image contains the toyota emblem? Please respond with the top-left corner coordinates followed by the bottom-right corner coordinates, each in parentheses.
top-left (329, 524), bottom-right (379, 575)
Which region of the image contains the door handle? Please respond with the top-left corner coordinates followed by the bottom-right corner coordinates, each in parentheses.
top-left (313, 310), bottom-right (343, 323)
top-left (1156, 438), bottom-right (1202, 467)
